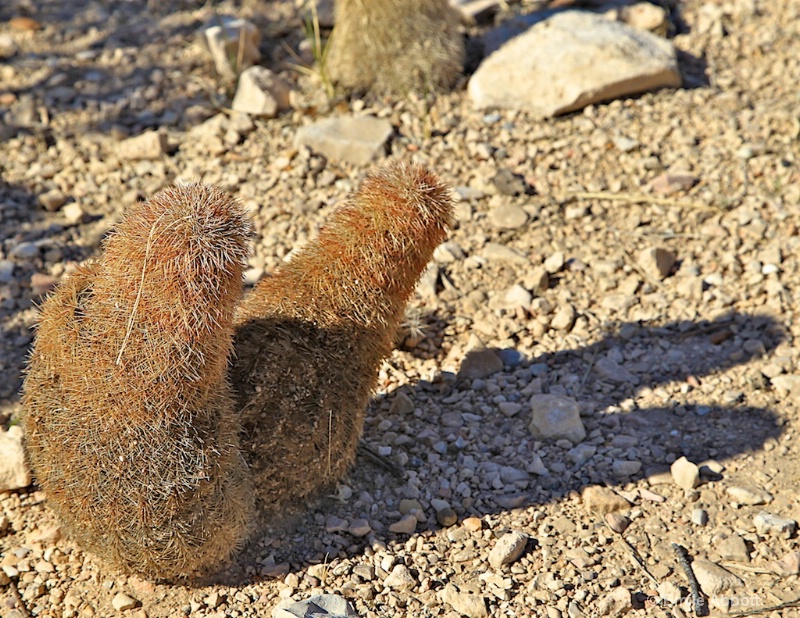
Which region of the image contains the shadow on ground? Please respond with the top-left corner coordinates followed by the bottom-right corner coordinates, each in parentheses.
top-left (213, 310), bottom-right (785, 586)
top-left (0, 179), bottom-right (101, 415)
top-left (1, 0), bottom-right (304, 138)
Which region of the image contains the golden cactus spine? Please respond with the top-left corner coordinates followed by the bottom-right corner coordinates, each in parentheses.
top-left (22, 185), bottom-right (255, 580)
top-left (233, 162), bottom-right (454, 513)
top-left (22, 163), bottom-right (454, 579)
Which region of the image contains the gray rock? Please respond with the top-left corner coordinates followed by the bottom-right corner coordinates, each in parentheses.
top-left (459, 348), bottom-right (504, 380)
top-left (670, 456), bottom-right (700, 490)
top-left (726, 485), bottom-right (773, 505)
top-left (605, 513), bottom-right (630, 534)
top-left (0, 260), bottom-right (15, 283)
top-left (526, 267), bottom-right (550, 294)
top-left (399, 499), bottom-right (423, 514)
top-left (489, 204), bottom-right (529, 229)
top-left (325, 515), bottom-right (349, 533)
top-left (612, 460), bottom-right (641, 477)
top-left (436, 507), bottom-right (458, 527)
top-left (9, 241), bottom-right (40, 260)
top-left (638, 247), bottom-right (677, 279)
top-left (274, 594), bottom-right (358, 618)
top-left (489, 531), bottom-right (528, 568)
top-left (754, 511), bottom-right (797, 539)
top-left (529, 395), bottom-right (586, 443)
top-left (469, 11), bottom-right (681, 116)
top-left (613, 135), bottom-right (640, 152)
top-left (648, 172), bottom-right (698, 195)
top-left (118, 130), bottom-right (168, 161)
top-left (692, 559), bottom-right (743, 596)
top-left (294, 115), bottom-right (393, 165)
top-left (452, 0), bottom-right (503, 21)
top-left (566, 547), bottom-right (595, 569)
top-left (498, 401), bottom-right (522, 417)
top-left (499, 466), bottom-right (529, 484)
top-left (568, 443), bottom-right (597, 467)
top-left (348, 519), bottom-right (371, 537)
top-left (232, 66), bottom-right (291, 117)
top-left (389, 392), bottom-right (414, 415)
top-left (416, 262), bottom-right (439, 299)
top-left (30, 273), bottom-right (58, 296)
top-left (716, 534), bottom-right (749, 562)
top-left (529, 455), bottom-right (549, 476)
top-left (383, 564), bottom-right (416, 590)
top-left (439, 584), bottom-right (488, 618)
top-left (197, 17), bottom-right (261, 80)
top-left (483, 243), bottom-right (528, 264)
top-left (0, 426), bottom-right (31, 492)
top-left (595, 357), bottom-right (639, 385)
top-left (492, 169), bottom-right (527, 196)
top-left (434, 241), bottom-right (466, 264)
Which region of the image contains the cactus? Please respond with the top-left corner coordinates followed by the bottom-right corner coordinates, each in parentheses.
top-left (233, 162), bottom-right (454, 513)
top-left (22, 163), bottom-right (453, 579)
top-left (22, 185), bottom-right (255, 579)
top-left (326, 0), bottom-right (465, 95)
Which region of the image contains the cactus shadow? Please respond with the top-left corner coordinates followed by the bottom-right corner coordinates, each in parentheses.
top-left (357, 311), bottom-right (785, 511)
top-left (1, 2), bottom-right (248, 138)
top-left (218, 311), bottom-right (786, 584)
top-left (0, 179), bottom-right (99, 414)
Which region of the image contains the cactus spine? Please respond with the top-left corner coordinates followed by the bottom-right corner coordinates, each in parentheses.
top-left (327, 0), bottom-right (465, 95)
top-left (23, 163), bottom-right (453, 579)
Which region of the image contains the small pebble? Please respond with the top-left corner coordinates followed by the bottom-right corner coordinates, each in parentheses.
top-left (383, 564), bottom-right (416, 590)
top-left (753, 511), bottom-right (797, 539)
top-left (388, 514), bottom-right (417, 535)
top-left (670, 456), bottom-right (700, 490)
top-left (112, 593), bottom-right (138, 611)
top-left (691, 508), bottom-right (708, 526)
top-left (488, 530), bottom-right (528, 568)
top-left (604, 513), bottom-right (630, 534)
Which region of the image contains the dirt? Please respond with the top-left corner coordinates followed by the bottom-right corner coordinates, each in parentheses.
top-left (1, 1), bottom-right (799, 617)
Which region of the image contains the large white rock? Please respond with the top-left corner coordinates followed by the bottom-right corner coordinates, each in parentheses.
top-left (469, 10), bottom-right (681, 116)
top-left (294, 115), bottom-right (393, 165)
top-left (0, 425), bottom-right (31, 492)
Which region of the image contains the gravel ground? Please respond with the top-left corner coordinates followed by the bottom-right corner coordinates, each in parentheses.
top-left (1, 1), bottom-right (799, 617)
